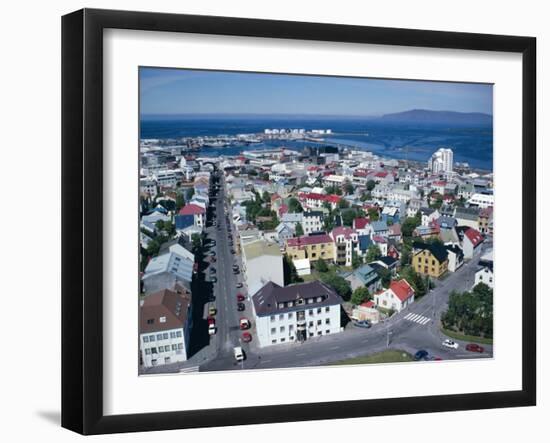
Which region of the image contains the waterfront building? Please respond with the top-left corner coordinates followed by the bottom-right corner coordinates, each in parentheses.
top-left (428, 148), bottom-right (454, 174)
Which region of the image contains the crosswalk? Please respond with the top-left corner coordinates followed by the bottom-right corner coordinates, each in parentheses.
top-left (178, 366), bottom-right (200, 374)
top-left (404, 312), bottom-right (431, 325)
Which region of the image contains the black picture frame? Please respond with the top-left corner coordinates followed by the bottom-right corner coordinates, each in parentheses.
top-left (62, 8), bottom-right (536, 435)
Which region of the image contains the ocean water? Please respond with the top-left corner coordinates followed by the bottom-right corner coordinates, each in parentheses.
top-left (140, 116), bottom-right (493, 170)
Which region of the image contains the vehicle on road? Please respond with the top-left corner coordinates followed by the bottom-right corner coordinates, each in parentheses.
top-left (208, 323), bottom-right (217, 335)
top-left (233, 346), bottom-right (245, 362)
top-left (211, 276), bottom-right (217, 283)
top-left (442, 339), bottom-right (459, 349)
top-left (209, 267), bottom-right (216, 274)
top-left (414, 350), bottom-right (429, 361)
top-left (207, 316), bottom-right (215, 325)
top-left (236, 293), bottom-right (245, 302)
top-left (239, 318), bottom-right (250, 330)
top-left (241, 332), bottom-right (252, 343)
top-left (353, 320), bottom-right (371, 328)
top-left (208, 306), bottom-right (217, 316)
top-left (465, 343), bottom-right (485, 353)
top-left (230, 249), bottom-right (235, 254)
top-left (237, 302), bottom-right (245, 312)
top-left (236, 282), bottom-right (243, 288)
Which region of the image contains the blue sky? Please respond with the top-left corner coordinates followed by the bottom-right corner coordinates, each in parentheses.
top-left (139, 67), bottom-right (493, 116)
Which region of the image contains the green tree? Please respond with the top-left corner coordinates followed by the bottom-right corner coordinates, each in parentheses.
top-left (262, 191), bottom-right (271, 204)
top-left (343, 180), bottom-right (354, 195)
top-left (320, 272), bottom-right (352, 301)
top-left (366, 180), bottom-right (376, 191)
top-left (366, 244), bottom-right (382, 262)
top-left (191, 233), bottom-right (202, 252)
top-left (283, 254), bottom-right (303, 285)
top-left (295, 222), bottom-right (304, 237)
top-left (351, 287), bottom-right (371, 305)
top-left (316, 258), bottom-right (329, 273)
top-left (367, 207), bottom-right (379, 221)
top-left (401, 216), bottom-right (421, 238)
top-left (400, 266), bottom-right (427, 297)
top-left (337, 198), bottom-right (350, 209)
top-left (175, 193), bottom-right (185, 211)
top-left (288, 197), bottom-right (303, 213)
top-left (352, 249), bottom-right (363, 269)
top-left (185, 187), bottom-right (195, 202)
top-left (377, 267), bottom-right (392, 288)
top-left (341, 208), bottom-right (357, 227)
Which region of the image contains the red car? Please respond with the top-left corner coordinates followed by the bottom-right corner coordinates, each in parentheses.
top-left (242, 332), bottom-right (252, 343)
top-left (207, 316), bottom-right (215, 326)
top-left (466, 343), bottom-right (485, 353)
top-left (236, 293), bottom-right (245, 302)
top-left (239, 318), bottom-right (250, 330)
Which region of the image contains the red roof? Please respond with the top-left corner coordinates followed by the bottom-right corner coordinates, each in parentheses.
top-left (178, 204), bottom-right (205, 215)
top-left (389, 279), bottom-right (415, 302)
top-left (331, 226), bottom-right (356, 240)
top-left (301, 193), bottom-right (341, 204)
top-left (375, 171), bottom-right (388, 178)
top-left (361, 300), bottom-right (375, 308)
top-left (464, 228), bottom-right (483, 247)
top-left (354, 217), bottom-right (371, 229)
top-left (433, 180), bottom-right (446, 186)
top-left (286, 234), bottom-right (332, 247)
top-left (278, 204), bottom-right (289, 217)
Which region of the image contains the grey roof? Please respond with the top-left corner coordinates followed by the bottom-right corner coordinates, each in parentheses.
top-left (251, 280), bottom-right (342, 317)
top-left (455, 206), bottom-right (480, 220)
top-left (371, 220), bottom-right (388, 232)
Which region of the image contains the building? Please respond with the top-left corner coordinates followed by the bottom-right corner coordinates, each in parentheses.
top-left (474, 249), bottom-right (494, 288)
top-left (285, 234), bottom-right (335, 263)
top-left (454, 206), bottom-right (480, 229)
top-left (344, 264), bottom-right (381, 293)
top-left (445, 244), bottom-right (464, 272)
top-left (428, 148), bottom-right (454, 173)
top-left (293, 258), bottom-right (311, 276)
top-left (302, 210), bottom-right (324, 234)
top-left (468, 192), bottom-right (494, 208)
top-left (176, 203), bottom-right (206, 230)
top-left (142, 248), bottom-right (194, 294)
top-left (140, 178), bottom-right (158, 198)
top-left (374, 279), bottom-right (415, 313)
top-left (251, 280), bottom-right (343, 347)
top-left (462, 227), bottom-right (484, 259)
top-left (241, 240), bottom-right (284, 295)
top-left (330, 227), bottom-right (358, 267)
top-left (139, 287), bottom-right (192, 367)
top-left (351, 300), bottom-right (381, 324)
top-left (411, 241), bottom-right (449, 278)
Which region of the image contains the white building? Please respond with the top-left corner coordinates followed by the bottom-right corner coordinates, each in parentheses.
top-left (293, 258), bottom-right (311, 276)
top-left (155, 170), bottom-right (178, 188)
top-left (428, 148), bottom-right (454, 174)
top-left (302, 210), bottom-right (324, 234)
top-left (140, 178), bottom-right (158, 198)
top-left (467, 193), bottom-right (494, 208)
top-left (241, 240), bottom-right (284, 295)
top-left (139, 287), bottom-right (192, 367)
top-left (475, 266), bottom-right (494, 289)
top-left (251, 280), bottom-right (343, 347)
top-left (374, 279), bottom-right (415, 313)
top-left (462, 227), bottom-right (484, 260)
top-left (142, 249), bottom-right (194, 294)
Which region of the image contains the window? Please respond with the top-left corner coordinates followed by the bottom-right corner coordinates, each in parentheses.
top-left (279, 314), bottom-right (284, 320)
top-left (164, 357), bottom-right (171, 364)
top-left (288, 312), bottom-right (293, 319)
top-left (271, 328), bottom-right (276, 334)
top-left (317, 331), bottom-right (322, 335)
top-left (176, 330), bottom-right (182, 337)
top-left (177, 343), bottom-right (183, 349)
top-left (325, 318), bottom-right (330, 324)
top-left (278, 303), bottom-right (284, 309)
top-left (163, 333), bottom-right (169, 340)
top-left (156, 334), bottom-right (163, 340)
top-left (309, 321), bottom-right (313, 327)
top-left (145, 349), bottom-right (151, 355)
top-left (171, 344), bottom-right (177, 350)
top-left (317, 308), bottom-right (322, 314)
top-left (151, 347), bottom-right (157, 354)
top-left (149, 335), bottom-right (155, 342)
top-left (272, 339), bottom-right (277, 344)
top-left (146, 319), bottom-right (154, 325)
top-left (326, 330), bottom-right (330, 334)
top-left (288, 301), bottom-right (294, 308)
top-left (307, 298), bottom-right (314, 304)
top-left (289, 325), bottom-right (294, 331)
top-left (280, 338), bottom-right (286, 342)
top-left (325, 307), bottom-right (330, 313)
top-left (270, 315), bottom-right (275, 322)
top-left (308, 309), bottom-right (313, 316)
top-left (170, 332), bottom-right (176, 338)
top-left (151, 359), bottom-right (158, 366)
top-left (160, 316), bottom-right (167, 323)
top-left (143, 336), bottom-right (149, 343)
top-left (317, 319), bottom-right (322, 325)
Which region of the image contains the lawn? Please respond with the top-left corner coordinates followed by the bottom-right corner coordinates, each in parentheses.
top-left (330, 350), bottom-right (413, 366)
top-left (441, 328), bottom-right (493, 345)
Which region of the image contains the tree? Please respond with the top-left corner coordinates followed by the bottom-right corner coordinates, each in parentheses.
top-left (401, 216), bottom-right (421, 238)
top-left (337, 198), bottom-right (350, 209)
top-left (367, 207), bottom-right (379, 221)
top-left (185, 187), bottom-right (195, 202)
top-left (262, 191), bottom-right (271, 204)
top-left (366, 179), bottom-right (376, 191)
top-left (351, 287), bottom-right (370, 306)
top-left (360, 191), bottom-right (372, 202)
top-left (175, 193), bottom-right (185, 211)
top-left (400, 243), bottom-right (412, 266)
top-left (351, 249), bottom-right (363, 269)
top-left (288, 197), bottom-right (303, 213)
top-left (260, 172), bottom-right (270, 181)
top-left (191, 233), bottom-right (202, 252)
top-left (400, 266), bottom-right (427, 297)
top-left (295, 222), bottom-right (304, 237)
top-left (366, 244), bottom-right (382, 262)
top-left (316, 258), bottom-right (329, 273)
top-left (377, 267), bottom-right (392, 288)
top-left (343, 180), bottom-right (354, 195)
top-left (319, 272), bottom-right (352, 301)
top-left (341, 208), bottom-right (357, 227)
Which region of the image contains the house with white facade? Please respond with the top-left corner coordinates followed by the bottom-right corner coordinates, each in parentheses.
top-left (374, 279), bottom-right (415, 313)
top-left (462, 227), bottom-right (484, 259)
top-left (330, 226), bottom-right (358, 267)
top-left (251, 280), bottom-right (343, 347)
top-left (302, 210), bottom-right (324, 234)
top-left (468, 192), bottom-right (494, 208)
top-left (139, 286), bottom-right (192, 367)
top-left (445, 244), bottom-right (464, 272)
top-left (142, 248), bottom-right (194, 294)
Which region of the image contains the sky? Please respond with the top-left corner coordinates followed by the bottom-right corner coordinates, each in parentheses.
top-left (139, 67), bottom-right (493, 117)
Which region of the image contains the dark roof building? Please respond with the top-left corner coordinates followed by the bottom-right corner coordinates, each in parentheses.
top-left (412, 241), bottom-right (449, 263)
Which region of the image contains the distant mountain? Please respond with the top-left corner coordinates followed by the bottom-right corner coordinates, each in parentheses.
top-left (379, 109), bottom-right (492, 126)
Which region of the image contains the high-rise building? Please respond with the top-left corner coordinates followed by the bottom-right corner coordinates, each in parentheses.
top-left (428, 148), bottom-right (454, 173)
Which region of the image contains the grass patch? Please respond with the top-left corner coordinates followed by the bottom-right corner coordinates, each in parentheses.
top-left (441, 328), bottom-right (493, 345)
top-left (330, 350), bottom-right (413, 366)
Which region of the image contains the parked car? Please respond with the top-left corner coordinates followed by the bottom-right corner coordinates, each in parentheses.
top-left (241, 332), bottom-right (252, 343)
top-left (414, 350), bottom-right (429, 361)
top-left (209, 267), bottom-right (216, 274)
top-left (353, 320), bottom-right (371, 329)
top-left (442, 339), bottom-right (459, 349)
top-left (233, 346), bottom-right (244, 362)
top-left (208, 323), bottom-right (216, 335)
top-left (239, 318), bottom-right (250, 330)
top-left (207, 316), bottom-right (215, 325)
top-left (230, 249), bottom-right (236, 254)
top-left (465, 343), bottom-right (485, 353)
top-left (236, 293), bottom-right (245, 302)
top-left (211, 276), bottom-right (217, 283)
top-left (237, 302), bottom-right (245, 312)
top-left (208, 306), bottom-right (217, 316)
top-left (236, 282), bottom-right (243, 288)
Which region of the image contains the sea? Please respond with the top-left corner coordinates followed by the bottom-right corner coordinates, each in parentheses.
top-left (140, 116), bottom-right (493, 171)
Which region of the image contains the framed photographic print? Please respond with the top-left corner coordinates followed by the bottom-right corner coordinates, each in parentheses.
top-left (61, 8), bottom-right (536, 435)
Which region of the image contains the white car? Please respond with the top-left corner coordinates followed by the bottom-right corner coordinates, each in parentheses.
top-left (233, 346), bottom-right (244, 362)
top-left (208, 323), bottom-right (217, 335)
top-left (442, 339), bottom-right (459, 349)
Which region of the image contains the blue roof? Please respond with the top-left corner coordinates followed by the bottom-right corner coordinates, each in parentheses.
top-left (353, 264), bottom-right (379, 285)
top-left (358, 235), bottom-right (373, 251)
